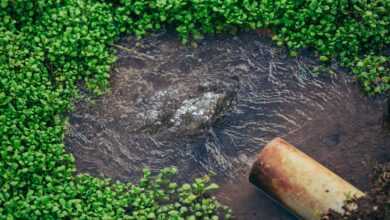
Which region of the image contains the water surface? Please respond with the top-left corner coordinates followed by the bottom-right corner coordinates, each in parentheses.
top-left (66, 32), bottom-right (390, 219)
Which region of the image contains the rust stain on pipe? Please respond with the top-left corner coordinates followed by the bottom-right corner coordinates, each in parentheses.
top-left (249, 138), bottom-right (364, 220)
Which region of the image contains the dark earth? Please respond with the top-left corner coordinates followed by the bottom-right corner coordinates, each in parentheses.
top-left (65, 32), bottom-right (390, 219)
top-left (325, 162), bottom-right (389, 220)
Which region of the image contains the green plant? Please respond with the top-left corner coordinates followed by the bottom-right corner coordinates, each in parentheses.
top-left (127, 168), bottom-right (231, 219)
top-left (353, 55), bottom-right (389, 94)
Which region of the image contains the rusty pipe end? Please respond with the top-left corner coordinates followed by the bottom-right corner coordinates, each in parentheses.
top-left (249, 137), bottom-right (364, 220)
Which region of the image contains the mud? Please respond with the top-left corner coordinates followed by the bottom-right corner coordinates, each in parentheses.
top-left (65, 32), bottom-right (390, 219)
top-left (324, 162), bottom-right (390, 220)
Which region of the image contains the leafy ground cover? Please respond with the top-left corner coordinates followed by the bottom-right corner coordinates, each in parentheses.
top-left (0, 0), bottom-right (388, 219)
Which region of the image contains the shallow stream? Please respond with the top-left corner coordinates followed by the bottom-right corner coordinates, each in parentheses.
top-left (65, 32), bottom-right (390, 219)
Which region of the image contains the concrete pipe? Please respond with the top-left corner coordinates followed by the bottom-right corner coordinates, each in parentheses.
top-left (249, 138), bottom-right (364, 220)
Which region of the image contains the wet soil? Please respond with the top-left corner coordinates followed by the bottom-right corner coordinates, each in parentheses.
top-left (65, 32), bottom-right (390, 219)
top-left (324, 162), bottom-right (390, 220)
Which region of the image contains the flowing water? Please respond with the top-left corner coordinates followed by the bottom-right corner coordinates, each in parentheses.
top-left (65, 32), bottom-right (390, 219)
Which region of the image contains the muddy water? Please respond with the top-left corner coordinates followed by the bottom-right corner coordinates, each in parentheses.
top-left (65, 32), bottom-right (390, 219)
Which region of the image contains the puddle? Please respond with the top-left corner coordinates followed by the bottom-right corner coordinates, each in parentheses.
top-left (65, 32), bottom-right (390, 219)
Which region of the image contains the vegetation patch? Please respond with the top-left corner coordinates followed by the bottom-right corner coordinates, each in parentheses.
top-left (0, 0), bottom-right (388, 218)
